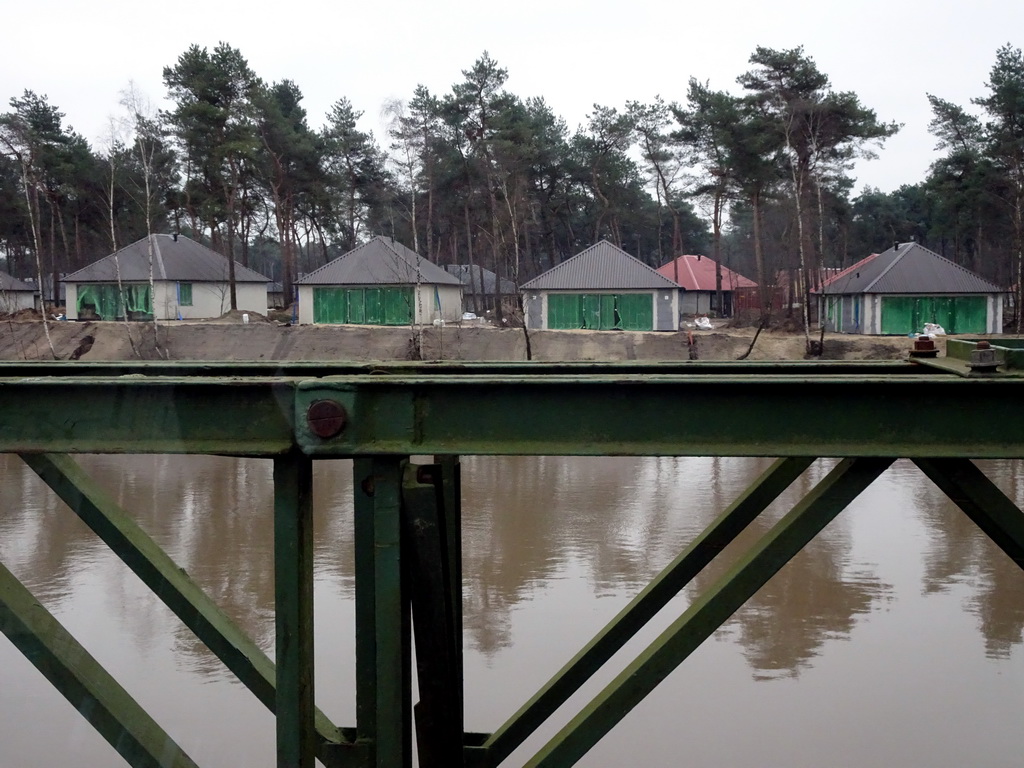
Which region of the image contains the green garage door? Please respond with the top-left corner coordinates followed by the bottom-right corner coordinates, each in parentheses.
top-left (546, 293), bottom-right (653, 330)
top-left (313, 286), bottom-right (413, 325)
top-left (880, 295), bottom-right (988, 335)
top-left (615, 293), bottom-right (654, 330)
top-left (547, 294), bottom-right (583, 329)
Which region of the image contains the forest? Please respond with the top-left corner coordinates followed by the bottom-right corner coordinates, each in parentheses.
top-left (1, 43), bottom-right (1022, 327)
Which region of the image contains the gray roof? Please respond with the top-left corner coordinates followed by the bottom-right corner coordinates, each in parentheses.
top-left (820, 242), bottom-right (1003, 295)
top-left (0, 270), bottom-right (34, 292)
top-left (445, 264), bottom-right (516, 295)
top-left (296, 237), bottom-right (461, 287)
top-left (64, 234), bottom-right (270, 283)
top-left (521, 240), bottom-right (680, 291)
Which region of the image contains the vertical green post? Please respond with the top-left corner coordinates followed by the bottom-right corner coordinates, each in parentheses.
top-left (275, 451), bottom-right (316, 768)
top-left (354, 457), bottom-right (412, 768)
top-left (403, 462), bottom-right (465, 765)
top-left (437, 455), bottom-right (464, 702)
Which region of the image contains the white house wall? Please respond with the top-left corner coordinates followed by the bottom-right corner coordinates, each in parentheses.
top-left (0, 290), bottom-right (36, 314)
top-left (297, 286), bottom-right (315, 324)
top-left (65, 284), bottom-right (80, 320)
top-left (416, 284), bottom-right (463, 324)
top-left (989, 295), bottom-right (1003, 333)
top-left (153, 281), bottom-right (266, 320)
top-left (679, 291), bottom-right (712, 316)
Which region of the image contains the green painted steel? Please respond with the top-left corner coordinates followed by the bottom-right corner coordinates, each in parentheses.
top-left (354, 457), bottom-right (412, 767)
top-left (294, 374), bottom-right (1024, 458)
top-left (402, 463), bottom-right (464, 765)
top-left (0, 559), bottom-right (199, 768)
top-left (17, 453), bottom-right (350, 764)
top-left (523, 457), bottom-right (894, 767)
top-left (6, 365), bottom-right (1024, 457)
top-left (275, 453), bottom-right (317, 767)
top-left (485, 456), bottom-right (815, 764)
top-left (3, 362), bottom-right (1024, 767)
top-left (0, 378), bottom-right (296, 455)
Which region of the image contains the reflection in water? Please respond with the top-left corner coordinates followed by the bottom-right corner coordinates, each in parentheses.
top-left (0, 453), bottom-right (1022, 767)
top-left (913, 460), bottom-right (1024, 659)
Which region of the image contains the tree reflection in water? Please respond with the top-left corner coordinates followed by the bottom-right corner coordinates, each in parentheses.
top-left (1, 452), bottom-right (1022, 767)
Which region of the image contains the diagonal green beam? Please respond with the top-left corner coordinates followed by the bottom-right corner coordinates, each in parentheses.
top-left (0, 558), bottom-right (199, 768)
top-left (913, 457), bottom-right (1024, 570)
top-left (485, 456), bottom-right (815, 764)
top-left (18, 452), bottom-right (348, 764)
top-left (523, 456), bottom-right (894, 768)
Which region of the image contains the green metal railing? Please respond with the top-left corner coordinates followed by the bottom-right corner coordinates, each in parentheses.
top-left (2, 359), bottom-right (1024, 767)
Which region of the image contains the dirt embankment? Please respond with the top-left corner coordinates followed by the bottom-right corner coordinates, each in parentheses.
top-left (0, 313), bottom-right (939, 363)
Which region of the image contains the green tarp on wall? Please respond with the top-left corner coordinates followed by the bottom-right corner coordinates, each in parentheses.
top-left (546, 293), bottom-right (653, 330)
top-left (313, 286), bottom-right (414, 325)
top-left (76, 284), bottom-right (152, 320)
top-left (880, 295), bottom-right (988, 335)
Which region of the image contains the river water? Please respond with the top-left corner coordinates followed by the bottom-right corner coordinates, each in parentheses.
top-left (1, 453), bottom-right (1022, 767)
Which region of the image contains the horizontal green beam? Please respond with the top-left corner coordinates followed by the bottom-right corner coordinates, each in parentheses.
top-left (0, 378), bottom-right (295, 454)
top-left (4, 363), bottom-right (1024, 457)
top-left (0, 360), bottom-right (920, 379)
top-left (0, 558), bottom-right (199, 768)
top-left (295, 374), bottom-right (1024, 458)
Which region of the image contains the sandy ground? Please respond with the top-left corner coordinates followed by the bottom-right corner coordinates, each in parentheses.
top-left (0, 312), bottom-right (957, 363)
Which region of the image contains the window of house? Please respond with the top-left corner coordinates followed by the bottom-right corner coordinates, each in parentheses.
top-left (179, 283), bottom-right (193, 306)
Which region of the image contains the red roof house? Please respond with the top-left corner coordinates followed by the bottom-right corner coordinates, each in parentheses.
top-left (656, 255), bottom-right (758, 317)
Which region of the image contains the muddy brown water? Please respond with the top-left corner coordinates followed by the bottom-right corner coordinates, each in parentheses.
top-left (1, 454), bottom-right (1022, 767)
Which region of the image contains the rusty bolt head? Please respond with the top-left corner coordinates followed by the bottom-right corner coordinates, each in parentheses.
top-left (306, 399), bottom-right (347, 439)
top-left (360, 476), bottom-right (375, 497)
top-left (976, 340), bottom-right (991, 350)
top-left (910, 337), bottom-right (938, 358)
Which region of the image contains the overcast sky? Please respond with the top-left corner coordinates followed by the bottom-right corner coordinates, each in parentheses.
top-left (3, 0), bottom-right (1021, 196)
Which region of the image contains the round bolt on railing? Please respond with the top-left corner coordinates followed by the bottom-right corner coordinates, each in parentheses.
top-left (306, 399), bottom-right (348, 439)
